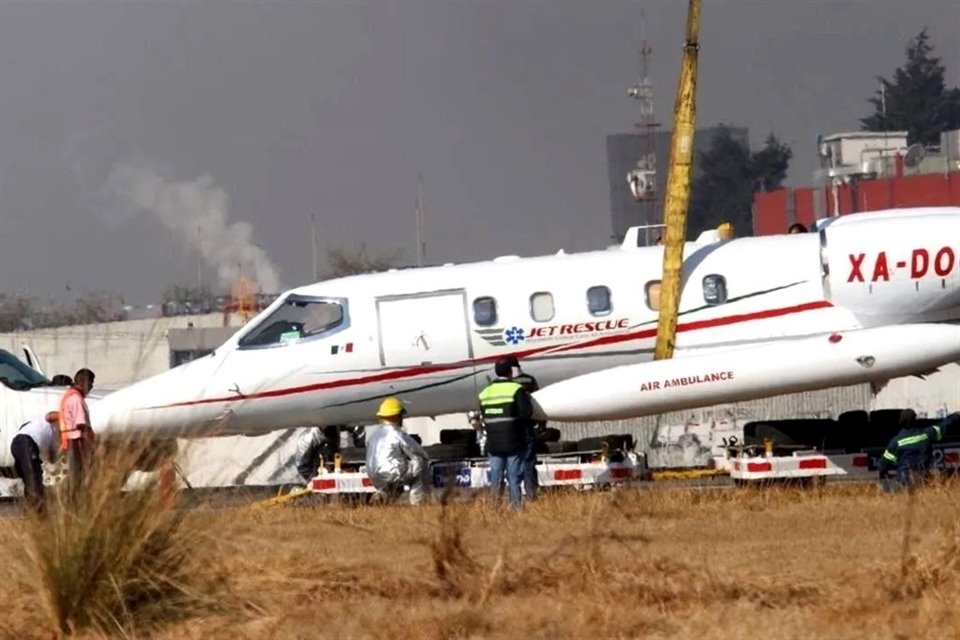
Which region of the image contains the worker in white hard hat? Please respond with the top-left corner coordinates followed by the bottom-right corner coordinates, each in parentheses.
top-left (364, 397), bottom-right (432, 505)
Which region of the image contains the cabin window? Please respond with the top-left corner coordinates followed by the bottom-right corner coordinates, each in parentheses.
top-left (238, 295), bottom-right (344, 348)
top-left (529, 292), bottom-right (555, 322)
top-left (702, 274), bottom-right (728, 305)
top-left (586, 285), bottom-right (612, 316)
top-left (645, 280), bottom-right (662, 311)
top-left (473, 296), bottom-right (498, 327)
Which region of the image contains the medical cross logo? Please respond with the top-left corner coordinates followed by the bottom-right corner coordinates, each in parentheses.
top-left (474, 326), bottom-right (525, 347)
top-left (503, 326), bottom-right (525, 345)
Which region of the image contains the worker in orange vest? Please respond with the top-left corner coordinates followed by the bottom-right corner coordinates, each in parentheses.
top-left (59, 368), bottom-right (96, 494)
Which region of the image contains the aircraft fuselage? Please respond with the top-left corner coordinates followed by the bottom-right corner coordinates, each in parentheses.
top-left (82, 207), bottom-right (960, 441)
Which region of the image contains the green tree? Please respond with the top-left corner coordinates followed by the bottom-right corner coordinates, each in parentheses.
top-left (751, 133), bottom-right (793, 193)
top-left (860, 28), bottom-right (960, 146)
top-left (688, 127), bottom-right (792, 236)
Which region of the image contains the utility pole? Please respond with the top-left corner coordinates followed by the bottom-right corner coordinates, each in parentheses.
top-left (416, 175), bottom-right (426, 267)
top-left (196, 225), bottom-right (203, 292)
top-left (627, 12), bottom-right (661, 247)
top-left (880, 78), bottom-right (887, 124)
top-left (310, 213), bottom-right (319, 281)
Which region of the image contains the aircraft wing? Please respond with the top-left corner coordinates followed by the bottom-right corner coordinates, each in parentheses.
top-left (531, 323), bottom-right (960, 422)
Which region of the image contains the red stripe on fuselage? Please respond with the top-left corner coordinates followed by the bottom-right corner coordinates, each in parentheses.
top-left (548, 300), bottom-right (833, 355)
top-left (151, 299), bottom-right (833, 409)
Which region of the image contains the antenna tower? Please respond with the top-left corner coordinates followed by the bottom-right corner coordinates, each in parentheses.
top-left (626, 16), bottom-right (661, 245)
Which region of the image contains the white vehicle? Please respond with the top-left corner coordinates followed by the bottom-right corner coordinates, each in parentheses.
top-left (2, 206), bottom-right (959, 473)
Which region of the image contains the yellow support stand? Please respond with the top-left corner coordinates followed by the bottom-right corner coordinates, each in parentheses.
top-left (651, 468), bottom-right (728, 481)
top-left (654, 0), bottom-right (701, 361)
top-left (250, 486), bottom-right (314, 509)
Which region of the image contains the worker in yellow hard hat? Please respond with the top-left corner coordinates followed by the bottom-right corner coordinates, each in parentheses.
top-left (717, 222), bottom-right (735, 241)
top-left (364, 397), bottom-right (431, 504)
top-left (376, 397), bottom-right (406, 420)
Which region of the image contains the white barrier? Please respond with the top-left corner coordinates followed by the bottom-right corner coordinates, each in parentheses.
top-left (727, 447), bottom-right (960, 483)
top-left (309, 454), bottom-right (648, 495)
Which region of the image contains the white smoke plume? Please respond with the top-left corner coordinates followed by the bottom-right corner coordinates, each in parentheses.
top-left (106, 163), bottom-right (283, 293)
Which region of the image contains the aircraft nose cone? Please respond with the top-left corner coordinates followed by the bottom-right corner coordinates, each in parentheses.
top-left (91, 355), bottom-right (222, 437)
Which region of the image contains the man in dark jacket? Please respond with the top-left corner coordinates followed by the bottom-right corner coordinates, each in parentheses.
top-left (478, 358), bottom-right (534, 509)
top-left (878, 410), bottom-right (959, 490)
top-left (500, 355), bottom-right (543, 501)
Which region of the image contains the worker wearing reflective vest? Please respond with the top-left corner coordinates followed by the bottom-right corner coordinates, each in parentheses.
top-left (877, 409), bottom-right (959, 489)
top-left (500, 355), bottom-right (543, 502)
top-left (59, 368), bottom-right (96, 493)
top-left (478, 358), bottom-right (534, 509)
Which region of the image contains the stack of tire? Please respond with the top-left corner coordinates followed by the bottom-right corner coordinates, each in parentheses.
top-left (336, 428), bottom-right (639, 465)
top-left (424, 429), bottom-right (480, 460)
top-left (742, 409), bottom-right (955, 455)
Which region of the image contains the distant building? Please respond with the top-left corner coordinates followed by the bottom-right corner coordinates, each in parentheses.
top-left (606, 126), bottom-right (749, 244)
top-left (753, 128), bottom-right (960, 234)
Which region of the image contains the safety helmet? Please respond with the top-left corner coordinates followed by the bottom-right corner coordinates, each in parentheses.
top-left (898, 409), bottom-right (917, 427)
top-left (376, 397), bottom-right (407, 419)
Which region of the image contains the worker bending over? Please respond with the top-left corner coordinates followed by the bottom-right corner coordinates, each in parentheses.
top-left (11, 411), bottom-right (61, 514)
top-left (364, 397), bottom-right (431, 505)
top-left (878, 409), bottom-right (959, 490)
top-left (295, 427), bottom-right (328, 483)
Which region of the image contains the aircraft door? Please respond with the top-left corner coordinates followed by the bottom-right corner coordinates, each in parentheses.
top-left (376, 290), bottom-right (473, 368)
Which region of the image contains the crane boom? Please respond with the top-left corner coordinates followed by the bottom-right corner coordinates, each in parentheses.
top-left (653, 0), bottom-right (701, 361)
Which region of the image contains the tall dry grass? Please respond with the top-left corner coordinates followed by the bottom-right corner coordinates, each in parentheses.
top-left (3, 474), bottom-right (959, 639)
top-left (5, 436), bottom-right (233, 637)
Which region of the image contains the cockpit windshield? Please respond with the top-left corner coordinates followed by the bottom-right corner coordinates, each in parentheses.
top-left (238, 295), bottom-right (345, 348)
top-left (0, 349), bottom-right (51, 390)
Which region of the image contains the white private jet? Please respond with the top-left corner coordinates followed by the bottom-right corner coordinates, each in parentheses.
top-left (1, 206), bottom-right (959, 474)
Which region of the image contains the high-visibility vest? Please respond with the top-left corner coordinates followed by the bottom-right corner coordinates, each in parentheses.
top-left (58, 387), bottom-right (91, 451)
top-left (478, 380), bottom-right (526, 455)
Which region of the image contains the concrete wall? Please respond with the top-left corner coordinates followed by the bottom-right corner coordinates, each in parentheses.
top-left (0, 313), bottom-right (241, 389)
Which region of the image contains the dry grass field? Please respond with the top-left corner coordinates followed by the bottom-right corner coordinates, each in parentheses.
top-left (1, 470), bottom-right (959, 640)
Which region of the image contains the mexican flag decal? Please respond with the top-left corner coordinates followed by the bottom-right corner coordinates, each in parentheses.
top-left (330, 342), bottom-right (353, 355)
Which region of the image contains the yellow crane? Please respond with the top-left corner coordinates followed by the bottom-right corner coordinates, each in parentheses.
top-left (653, 0), bottom-right (701, 361)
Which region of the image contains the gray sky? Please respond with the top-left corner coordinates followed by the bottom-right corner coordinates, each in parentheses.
top-left (2, 0), bottom-right (958, 304)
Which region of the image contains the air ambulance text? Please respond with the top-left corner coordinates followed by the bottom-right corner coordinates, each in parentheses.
top-left (640, 370), bottom-right (734, 392)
